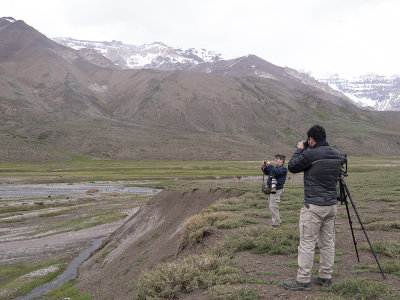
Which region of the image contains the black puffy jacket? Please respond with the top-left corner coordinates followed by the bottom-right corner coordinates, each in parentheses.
top-left (288, 141), bottom-right (341, 206)
top-left (261, 164), bottom-right (287, 190)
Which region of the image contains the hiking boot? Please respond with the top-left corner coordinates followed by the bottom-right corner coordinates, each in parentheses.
top-left (282, 280), bottom-right (312, 291)
top-left (312, 276), bottom-right (332, 287)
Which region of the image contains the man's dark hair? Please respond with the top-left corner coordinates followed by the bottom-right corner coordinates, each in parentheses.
top-left (275, 154), bottom-right (285, 164)
top-left (307, 125), bottom-right (326, 142)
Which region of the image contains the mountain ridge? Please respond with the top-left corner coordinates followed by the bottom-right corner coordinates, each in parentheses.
top-left (53, 36), bottom-right (400, 112)
top-left (318, 74), bottom-right (400, 111)
top-left (1, 17), bottom-right (399, 161)
top-left (52, 37), bottom-right (223, 70)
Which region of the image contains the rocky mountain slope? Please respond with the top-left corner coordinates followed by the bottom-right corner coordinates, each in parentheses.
top-left (53, 37), bottom-right (400, 112)
top-left (1, 17), bottom-right (400, 161)
top-left (52, 37), bottom-right (223, 70)
top-left (318, 74), bottom-right (400, 111)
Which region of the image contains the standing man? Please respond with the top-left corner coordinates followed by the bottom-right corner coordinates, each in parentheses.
top-left (283, 125), bottom-right (342, 291)
top-left (261, 154), bottom-right (287, 227)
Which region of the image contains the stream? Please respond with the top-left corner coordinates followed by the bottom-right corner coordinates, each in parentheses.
top-left (15, 237), bottom-right (105, 300)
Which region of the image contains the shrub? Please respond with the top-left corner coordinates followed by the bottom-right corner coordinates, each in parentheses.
top-left (216, 225), bottom-right (299, 256)
top-left (136, 254), bottom-right (249, 299)
top-left (179, 212), bottom-right (231, 250)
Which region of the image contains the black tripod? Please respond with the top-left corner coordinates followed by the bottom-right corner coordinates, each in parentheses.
top-left (338, 167), bottom-right (386, 279)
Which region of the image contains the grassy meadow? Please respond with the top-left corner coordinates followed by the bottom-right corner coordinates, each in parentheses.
top-left (0, 159), bottom-right (263, 185)
top-left (0, 156), bottom-right (399, 299)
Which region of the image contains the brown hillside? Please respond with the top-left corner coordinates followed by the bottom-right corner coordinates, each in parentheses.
top-left (0, 17), bottom-right (400, 160)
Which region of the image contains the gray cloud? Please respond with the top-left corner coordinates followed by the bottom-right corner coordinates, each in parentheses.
top-left (2, 0), bottom-right (400, 77)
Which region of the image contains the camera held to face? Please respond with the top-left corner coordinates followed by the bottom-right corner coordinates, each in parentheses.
top-left (270, 177), bottom-right (277, 194)
top-left (303, 140), bottom-right (309, 149)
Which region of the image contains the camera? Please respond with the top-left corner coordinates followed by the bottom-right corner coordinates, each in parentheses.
top-left (270, 177), bottom-right (277, 194)
top-left (303, 140), bottom-right (309, 149)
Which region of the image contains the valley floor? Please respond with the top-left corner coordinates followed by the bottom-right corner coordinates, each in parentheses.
top-left (1, 159), bottom-right (400, 299)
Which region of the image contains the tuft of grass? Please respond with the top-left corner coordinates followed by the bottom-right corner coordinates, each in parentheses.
top-left (215, 225), bottom-right (298, 256)
top-left (241, 209), bottom-right (271, 219)
top-left (355, 259), bottom-right (400, 276)
top-left (364, 220), bottom-right (400, 231)
top-left (324, 277), bottom-right (399, 299)
top-left (214, 217), bottom-right (258, 229)
top-left (361, 239), bottom-right (400, 258)
top-left (136, 254), bottom-right (253, 299)
top-left (206, 197), bottom-right (266, 212)
top-left (179, 211), bottom-right (231, 250)
top-left (360, 215), bottom-right (385, 224)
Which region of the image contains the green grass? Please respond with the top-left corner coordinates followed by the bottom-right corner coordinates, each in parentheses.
top-left (32, 212), bottom-right (126, 235)
top-left (134, 156), bottom-right (400, 298)
top-left (2, 156), bottom-right (400, 299)
top-left (0, 260), bottom-right (66, 299)
top-left (207, 284), bottom-right (261, 299)
top-left (215, 224), bottom-right (299, 256)
top-left (361, 239), bottom-right (400, 258)
top-left (324, 277), bottom-right (399, 299)
top-left (0, 160), bottom-right (266, 185)
top-left (355, 259), bottom-right (400, 276)
top-left (41, 281), bottom-right (92, 300)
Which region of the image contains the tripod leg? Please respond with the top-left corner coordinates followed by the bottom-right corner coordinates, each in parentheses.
top-left (342, 180), bottom-right (386, 279)
top-left (343, 199), bottom-right (360, 262)
top-left (340, 179), bottom-right (360, 262)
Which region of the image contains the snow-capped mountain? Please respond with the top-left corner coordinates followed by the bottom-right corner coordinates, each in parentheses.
top-left (52, 37), bottom-right (223, 70)
top-left (318, 74), bottom-right (400, 111)
top-left (52, 37), bottom-right (400, 111)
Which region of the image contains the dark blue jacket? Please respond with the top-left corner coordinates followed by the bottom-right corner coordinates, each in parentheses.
top-left (288, 141), bottom-right (341, 206)
top-left (261, 164), bottom-right (287, 190)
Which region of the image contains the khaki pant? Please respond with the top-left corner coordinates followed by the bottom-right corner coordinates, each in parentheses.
top-left (297, 203), bottom-right (337, 283)
top-left (269, 189), bottom-right (283, 226)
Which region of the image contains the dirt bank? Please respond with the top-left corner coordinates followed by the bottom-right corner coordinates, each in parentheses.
top-left (77, 188), bottom-right (237, 299)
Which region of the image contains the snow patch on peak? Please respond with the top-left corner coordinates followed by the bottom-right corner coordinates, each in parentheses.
top-left (4, 17), bottom-right (16, 23)
top-left (318, 74), bottom-right (400, 111)
top-left (52, 38), bottom-right (225, 70)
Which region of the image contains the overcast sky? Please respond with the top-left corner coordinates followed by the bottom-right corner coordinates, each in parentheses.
top-left (2, 0), bottom-right (400, 78)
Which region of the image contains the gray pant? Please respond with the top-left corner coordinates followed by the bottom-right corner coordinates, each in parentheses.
top-left (269, 189), bottom-right (283, 226)
top-left (297, 203), bottom-right (337, 283)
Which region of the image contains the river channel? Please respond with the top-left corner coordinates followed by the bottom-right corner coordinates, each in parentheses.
top-left (0, 181), bottom-right (159, 200)
top-left (14, 237), bottom-right (105, 300)
top-left (3, 182), bottom-right (160, 299)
